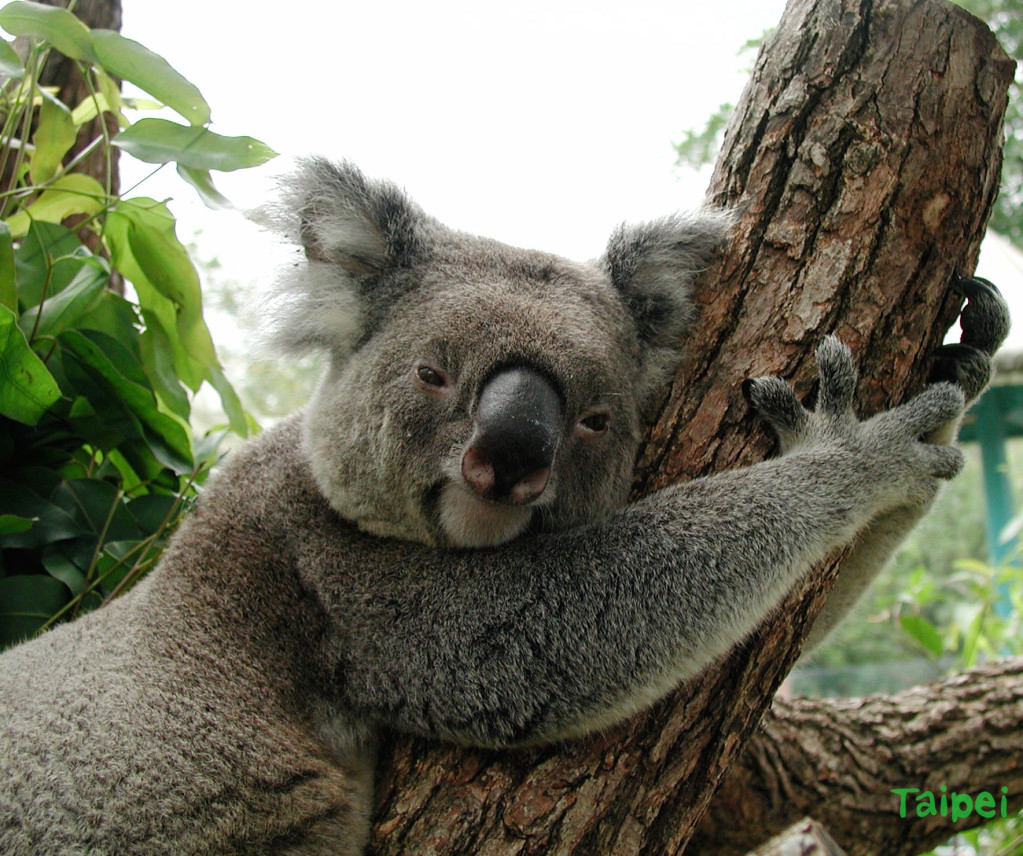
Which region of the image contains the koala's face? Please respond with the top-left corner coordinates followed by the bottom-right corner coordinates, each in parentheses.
top-left (266, 160), bottom-right (729, 548)
top-left (304, 239), bottom-right (647, 547)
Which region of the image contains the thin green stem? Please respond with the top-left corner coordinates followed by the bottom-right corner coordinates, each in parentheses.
top-left (0, 49), bottom-right (43, 218)
top-left (78, 63), bottom-right (113, 197)
top-left (26, 248), bottom-right (54, 344)
top-left (70, 485), bottom-right (124, 620)
top-left (102, 463), bottom-right (208, 604)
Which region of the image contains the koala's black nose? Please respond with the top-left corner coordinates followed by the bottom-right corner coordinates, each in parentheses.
top-left (462, 366), bottom-right (563, 504)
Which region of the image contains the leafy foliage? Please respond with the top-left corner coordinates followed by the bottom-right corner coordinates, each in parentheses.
top-left (672, 34), bottom-right (766, 169)
top-left (673, 101), bottom-right (733, 170)
top-left (958, 0), bottom-right (1023, 247)
top-left (0, 1), bottom-right (274, 648)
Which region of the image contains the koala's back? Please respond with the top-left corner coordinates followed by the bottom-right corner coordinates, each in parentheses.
top-left (0, 421), bottom-right (369, 856)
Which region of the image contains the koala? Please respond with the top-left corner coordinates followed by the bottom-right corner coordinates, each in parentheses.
top-left (0, 158), bottom-right (1008, 855)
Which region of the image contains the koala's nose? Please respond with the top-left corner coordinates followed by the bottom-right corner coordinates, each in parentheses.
top-left (462, 366), bottom-right (563, 504)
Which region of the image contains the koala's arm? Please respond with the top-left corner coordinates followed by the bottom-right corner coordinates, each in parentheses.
top-left (804, 277), bottom-right (1010, 650)
top-left (305, 341), bottom-right (964, 747)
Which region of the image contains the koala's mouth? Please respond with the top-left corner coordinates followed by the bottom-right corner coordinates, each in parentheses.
top-left (432, 481), bottom-right (538, 549)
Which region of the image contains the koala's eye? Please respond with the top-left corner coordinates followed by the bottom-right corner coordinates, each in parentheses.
top-left (416, 365), bottom-right (448, 389)
top-left (576, 410), bottom-right (610, 438)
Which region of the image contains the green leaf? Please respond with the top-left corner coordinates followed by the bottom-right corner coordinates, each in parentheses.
top-left (207, 363), bottom-right (248, 437)
top-left (70, 90), bottom-right (115, 127)
top-left (0, 36), bottom-right (24, 79)
top-left (121, 95), bottom-right (162, 111)
top-left (14, 221), bottom-right (87, 309)
top-left (62, 393), bottom-right (130, 457)
top-left (4, 174), bottom-right (108, 238)
top-left (176, 165), bottom-right (233, 210)
top-left (0, 304), bottom-right (60, 424)
top-left (41, 549), bottom-right (86, 596)
top-left (0, 1), bottom-right (97, 63)
top-left (30, 91), bottom-right (77, 184)
top-left (960, 606), bottom-right (987, 668)
top-left (93, 67), bottom-right (123, 120)
top-left (5, 466), bottom-right (62, 501)
top-left (112, 119), bottom-right (277, 172)
top-left (0, 574), bottom-right (69, 646)
top-left (95, 538), bottom-right (139, 595)
top-left (75, 291), bottom-right (143, 356)
top-left (18, 257), bottom-right (108, 341)
top-left (125, 493), bottom-right (178, 534)
top-left (899, 614), bottom-right (944, 657)
top-left (0, 477), bottom-right (83, 548)
top-left (951, 558), bottom-right (991, 575)
top-left (0, 513), bottom-right (34, 535)
top-left (59, 328), bottom-right (194, 472)
top-left (52, 478), bottom-right (140, 542)
top-left (139, 321), bottom-right (189, 420)
top-left (105, 198), bottom-right (217, 391)
top-left (90, 30), bottom-right (210, 126)
top-left (0, 221), bottom-right (15, 311)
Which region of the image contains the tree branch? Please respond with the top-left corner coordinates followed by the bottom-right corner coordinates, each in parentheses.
top-left (693, 657), bottom-right (1023, 856)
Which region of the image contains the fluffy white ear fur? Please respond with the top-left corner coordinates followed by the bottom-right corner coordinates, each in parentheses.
top-left (257, 258), bottom-right (366, 358)
top-left (252, 158), bottom-right (422, 357)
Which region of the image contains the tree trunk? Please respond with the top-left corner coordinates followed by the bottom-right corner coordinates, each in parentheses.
top-left (5, 0), bottom-right (123, 287)
top-left (6, 0), bottom-right (122, 196)
top-left (369, 0), bottom-right (1016, 854)
top-left (34, 0), bottom-right (122, 197)
top-left (692, 657), bottom-right (1023, 856)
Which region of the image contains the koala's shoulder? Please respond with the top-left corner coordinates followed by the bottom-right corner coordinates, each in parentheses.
top-left (198, 414), bottom-right (328, 530)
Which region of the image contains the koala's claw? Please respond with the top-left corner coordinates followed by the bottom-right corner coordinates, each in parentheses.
top-left (951, 275), bottom-right (1010, 356)
top-left (814, 336), bottom-right (857, 417)
top-left (749, 338), bottom-right (966, 490)
top-left (746, 336), bottom-right (858, 452)
top-left (951, 274), bottom-right (999, 298)
top-left (744, 375), bottom-right (808, 444)
top-left (930, 343), bottom-right (992, 402)
top-left (926, 276), bottom-right (1009, 404)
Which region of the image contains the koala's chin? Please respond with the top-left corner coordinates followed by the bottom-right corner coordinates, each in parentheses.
top-left (437, 482), bottom-right (535, 548)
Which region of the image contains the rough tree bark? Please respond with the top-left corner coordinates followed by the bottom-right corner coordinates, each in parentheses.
top-left (368, 0), bottom-right (1016, 854)
top-left (693, 657), bottom-right (1023, 856)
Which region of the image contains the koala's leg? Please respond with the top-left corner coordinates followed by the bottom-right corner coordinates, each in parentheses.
top-left (804, 277), bottom-right (1010, 650)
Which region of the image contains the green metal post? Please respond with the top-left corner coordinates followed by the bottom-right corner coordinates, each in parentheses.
top-left (973, 391), bottom-right (1017, 619)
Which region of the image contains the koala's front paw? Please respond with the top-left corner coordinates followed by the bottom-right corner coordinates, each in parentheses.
top-left (745, 337), bottom-right (965, 509)
top-left (930, 276), bottom-right (1010, 403)
top-left (742, 336), bottom-right (856, 454)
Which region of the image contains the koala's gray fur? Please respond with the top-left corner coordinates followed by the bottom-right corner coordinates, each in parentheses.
top-left (0, 158), bottom-right (1008, 855)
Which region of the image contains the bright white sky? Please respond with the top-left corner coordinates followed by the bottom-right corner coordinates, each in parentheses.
top-left (117, 1), bottom-right (786, 262)
top-left (116, 0), bottom-right (1023, 350)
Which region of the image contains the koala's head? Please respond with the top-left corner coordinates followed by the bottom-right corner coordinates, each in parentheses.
top-left (264, 158), bottom-right (729, 548)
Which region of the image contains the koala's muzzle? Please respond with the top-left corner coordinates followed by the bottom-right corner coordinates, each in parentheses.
top-left (462, 366), bottom-right (563, 504)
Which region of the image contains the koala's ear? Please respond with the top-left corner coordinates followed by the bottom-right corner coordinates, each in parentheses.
top-left (291, 158), bottom-right (426, 272)
top-left (259, 158), bottom-right (429, 357)
top-left (603, 209), bottom-right (733, 352)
